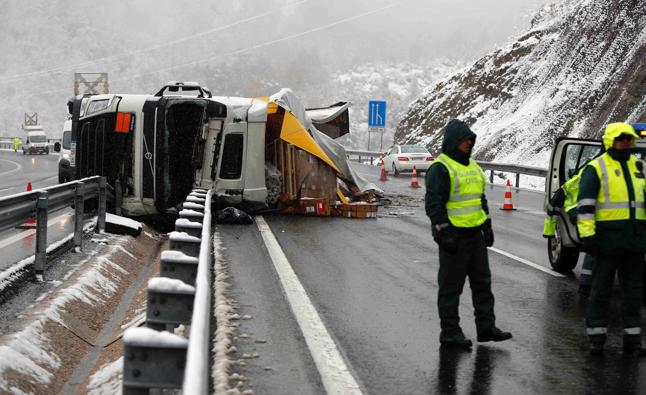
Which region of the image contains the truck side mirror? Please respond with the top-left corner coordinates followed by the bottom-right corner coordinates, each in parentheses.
top-left (54, 142), bottom-right (61, 152)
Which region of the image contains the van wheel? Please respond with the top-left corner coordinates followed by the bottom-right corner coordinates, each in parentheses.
top-left (547, 233), bottom-right (579, 273)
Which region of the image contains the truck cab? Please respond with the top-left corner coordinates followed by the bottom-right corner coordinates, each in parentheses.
top-left (544, 125), bottom-right (646, 271)
top-left (68, 83), bottom-right (265, 217)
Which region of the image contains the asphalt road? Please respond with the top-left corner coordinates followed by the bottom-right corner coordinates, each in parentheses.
top-left (220, 163), bottom-right (646, 395)
top-left (0, 149), bottom-right (78, 272)
top-left (0, 149), bottom-right (59, 197)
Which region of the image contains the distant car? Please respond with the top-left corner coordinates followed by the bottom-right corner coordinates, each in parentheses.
top-left (382, 145), bottom-right (433, 175)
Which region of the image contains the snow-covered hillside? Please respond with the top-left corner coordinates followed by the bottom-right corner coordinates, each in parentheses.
top-left (301, 61), bottom-right (461, 150)
top-left (395, 0), bottom-right (646, 167)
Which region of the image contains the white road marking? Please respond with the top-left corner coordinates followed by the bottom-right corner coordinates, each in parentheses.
top-left (0, 212), bottom-right (73, 250)
top-left (0, 158), bottom-right (22, 177)
top-left (488, 246), bottom-right (565, 277)
top-left (256, 216), bottom-right (363, 395)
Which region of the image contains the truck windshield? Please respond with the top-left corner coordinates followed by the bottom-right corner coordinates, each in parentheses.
top-left (30, 135), bottom-right (46, 143)
top-left (62, 130), bottom-right (71, 149)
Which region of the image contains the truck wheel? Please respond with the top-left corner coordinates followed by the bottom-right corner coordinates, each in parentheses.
top-left (547, 234), bottom-right (579, 273)
top-left (392, 164), bottom-right (400, 177)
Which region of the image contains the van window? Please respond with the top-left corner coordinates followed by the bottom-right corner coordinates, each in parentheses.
top-left (219, 134), bottom-right (244, 179)
top-left (62, 130), bottom-right (72, 149)
top-left (562, 143), bottom-right (601, 181)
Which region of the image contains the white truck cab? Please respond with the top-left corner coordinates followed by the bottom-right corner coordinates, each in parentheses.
top-left (544, 125), bottom-right (646, 271)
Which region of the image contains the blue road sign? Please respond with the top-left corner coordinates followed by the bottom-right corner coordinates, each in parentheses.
top-left (368, 100), bottom-right (386, 128)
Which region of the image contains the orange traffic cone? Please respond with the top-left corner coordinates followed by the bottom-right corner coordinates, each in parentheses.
top-left (500, 179), bottom-right (516, 210)
top-left (22, 182), bottom-right (37, 228)
top-left (379, 157), bottom-right (388, 181)
top-left (410, 166), bottom-right (421, 188)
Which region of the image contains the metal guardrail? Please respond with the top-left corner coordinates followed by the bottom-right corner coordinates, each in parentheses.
top-left (478, 162), bottom-right (548, 188)
top-left (122, 188), bottom-right (213, 394)
top-left (344, 149), bottom-right (548, 188)
top-left (0, 176), bottom-right (106, 276)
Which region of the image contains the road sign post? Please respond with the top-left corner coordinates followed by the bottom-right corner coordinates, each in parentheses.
top-left (368, 101), bottom-right (386, 157)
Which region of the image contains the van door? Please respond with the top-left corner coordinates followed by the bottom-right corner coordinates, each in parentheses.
top-left (545, 137), bottom-right (602, 272)
top-left (545, 138), bottom-right (603, 205)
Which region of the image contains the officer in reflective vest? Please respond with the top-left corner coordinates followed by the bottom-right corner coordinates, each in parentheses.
top-left (425, 119), bottom-right (512, 349)
top-left (543, 167), bottom-right (596, 292)
top-left (577, 122), bottom-right (646, 356)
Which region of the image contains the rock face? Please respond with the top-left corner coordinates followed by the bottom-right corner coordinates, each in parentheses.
top-left (395, 0), bottom-right (646, 165)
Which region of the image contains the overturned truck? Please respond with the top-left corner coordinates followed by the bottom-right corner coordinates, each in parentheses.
top-left (68, 82), bottom-right (379, 218)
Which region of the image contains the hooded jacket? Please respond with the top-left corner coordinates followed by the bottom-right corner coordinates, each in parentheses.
top-left (577, 122), bottom-right (646, 253)
top-left (425, 120), bottom-right (489, 235)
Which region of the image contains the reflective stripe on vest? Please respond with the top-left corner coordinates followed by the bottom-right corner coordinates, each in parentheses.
top-left (588, 154), bottom-right (646, 222)
top-left (436, 153), bottom-right (487, 228)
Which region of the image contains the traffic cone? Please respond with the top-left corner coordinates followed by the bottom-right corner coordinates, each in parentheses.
top-left (500, 179), bottom-right (516, 210)
top-left (21, 182), bottom-right (37, 228)
top-left (410, 166), bottom-right (421, 188)
top-left (379, 157), bottom-right (388, 181)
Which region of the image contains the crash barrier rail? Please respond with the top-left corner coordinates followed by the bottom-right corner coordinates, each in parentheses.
top-left (122, 188), bottom-right (213, 394)
top-left (478, 162), bottom-right (548, 188)
top-left (0, 176), bottom-right (107, 275)
top-left (344, 149), bottom-right (548, 188)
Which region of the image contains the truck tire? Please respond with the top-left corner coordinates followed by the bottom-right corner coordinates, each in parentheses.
top-left (547, 233), bottom-right (579, 273)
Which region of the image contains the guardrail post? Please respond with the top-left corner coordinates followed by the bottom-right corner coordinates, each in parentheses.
top-left (74, 182), bottom-right (85, 252)
top-left (122, 327), bottom-right (188, 394)
top-left (97, 177), bottom-right (107, 233)
top-left (489, 170), bottom-right (494, 184)
top-left (34, 191), bottom-right (49, 276)
top-left (515, 173), bottom-right (520, 188)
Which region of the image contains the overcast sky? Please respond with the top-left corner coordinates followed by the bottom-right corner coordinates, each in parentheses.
top-left (0, 0), bottom-right (561, 134)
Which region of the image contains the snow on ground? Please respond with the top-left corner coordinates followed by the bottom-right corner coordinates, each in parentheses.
top-left (0, 233), bottom-right (130, 392)
top-left (211, 231), bottom-right (250, 395)
top-left (86, 357), bottom-right (122, 395)
top-left (0, 220), bottom-right (96, 294)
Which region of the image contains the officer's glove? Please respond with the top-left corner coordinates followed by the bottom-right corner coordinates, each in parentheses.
top-left (435, 225), bottom-right (458, 254)
top-left (482, 219), bottom-right (494, 247)
top-left (581, 236), bottom-right (601, 257)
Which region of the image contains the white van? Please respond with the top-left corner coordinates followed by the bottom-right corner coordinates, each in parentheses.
top-left (22, 127), bottom-right (49, 155)
top-left (54, 119), bottom-right (74, 183)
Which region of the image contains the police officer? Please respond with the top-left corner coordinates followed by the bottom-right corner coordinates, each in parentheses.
top-left (543, 166), bottom-right (596, 293)
top-left (426, 119), bottom-right (512, 349)
top-left (12, 136), bottom-right (20, 152)
top-left (577, 122), bottom-right (646, 356)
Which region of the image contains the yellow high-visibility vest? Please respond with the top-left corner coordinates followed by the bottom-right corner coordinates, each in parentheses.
top-left (435, 153), bottom-right (487, 228)
top-left (577, 153), bottom-right (646, 237)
